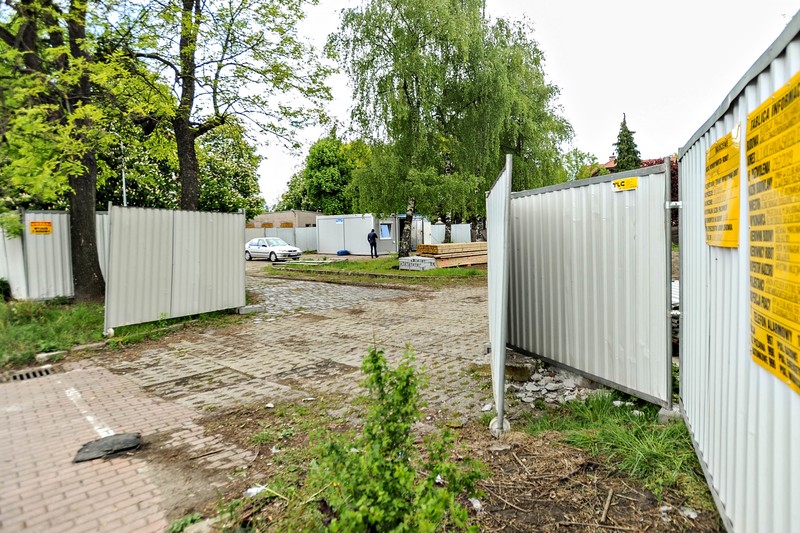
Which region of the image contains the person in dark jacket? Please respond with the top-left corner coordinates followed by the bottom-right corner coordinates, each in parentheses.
top-left (367, 228), bottom-right (378, 258)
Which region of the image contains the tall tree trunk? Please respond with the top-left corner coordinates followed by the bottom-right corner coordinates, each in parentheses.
top-left (176, 0), bottom-right (201, 211)
top-left (399, 197), bottom-right (416, 258)
top-left (175, 119), bottom-right (199, 210)
top-left (444, 212), bottom-right (452, 243)
top-left (69, 150), bottom-right (105, 302)
top-left (67, 0), bottom-right (104, 302)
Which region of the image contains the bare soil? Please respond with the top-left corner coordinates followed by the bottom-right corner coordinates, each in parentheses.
top-left (171, 398), bottom-right (722, 532)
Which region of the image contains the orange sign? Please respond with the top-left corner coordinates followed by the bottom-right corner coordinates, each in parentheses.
top-left (29, 221), bottom-right (53, 235)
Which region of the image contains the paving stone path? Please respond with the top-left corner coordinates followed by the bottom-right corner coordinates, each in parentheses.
top-left (0, 275), bottom-right (491, 532)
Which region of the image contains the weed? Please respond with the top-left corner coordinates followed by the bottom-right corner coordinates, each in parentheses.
top-left (166, 512), bottom-right (201, 533)
top-left (0, 301), bottom-right (104, 366)
top-left (523, 391), bottom-right (713, 509)
top-left (307, 346), bottom-right (485, 532)
top-left (0, 278), bottom-right (10, 302)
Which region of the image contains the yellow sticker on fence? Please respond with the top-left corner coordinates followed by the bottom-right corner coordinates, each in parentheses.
top-left (747, 69), bottom-right (800, 395)
top-left (704, 129), bottom-right (740, 247)
top-left (29, 221), bottom-right (52, 235)
top-left (612, 177), bottom-right (638, 192)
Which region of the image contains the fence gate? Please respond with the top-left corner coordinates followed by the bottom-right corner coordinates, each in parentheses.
top-left (506, 164), bottom-right (674, 407)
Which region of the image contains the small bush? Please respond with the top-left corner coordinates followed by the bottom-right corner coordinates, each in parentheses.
top-left (0, 278), bottom-right (10, 302)
top-left (309, 347), bottom-right (485, 532)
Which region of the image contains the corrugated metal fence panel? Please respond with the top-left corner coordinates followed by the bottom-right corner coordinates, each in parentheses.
top-left (172, 211), bottom-right (245, 317)
top-left (105, 206), bottom-right (174, 329)
top-left (508, 166), bottom-right (670, 406)
top-left (23, 211), bottom-right (73, 299)
top-left (0, 231), bottom-right (27, 299)
top-left (487, 155), bottom-right (511, 432)
top-left (295, 227), bottom-right (317, 251)
top-left (430, 224), bottom-right (471, 244)
top-left (245, 227), bottom-right (265, 243)
top-left (678, 16), bottom-right (800, 532)
top-left (95, 212), bottom-right (109, 279)
top-left (105, 207), bottom-right (245, 330)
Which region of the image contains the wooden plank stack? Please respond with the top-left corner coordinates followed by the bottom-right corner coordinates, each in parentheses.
top-left (416, 242), bottom-right (488, 268)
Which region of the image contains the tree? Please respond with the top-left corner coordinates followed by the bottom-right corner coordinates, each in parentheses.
top-left (277, 134), bottom-right (369, 214)
top-left (331, 0), bottom-right (490, 256)
top-left (0, 0), bottom-right (115, 301)
top-left (123, 0), bottom-right (332, 211)
top-left (198, 123), bottom-right (263, 220)
top-left (96, 120), bottom-right (264, 219)
top-left (614, 113), bottom-right (641, 172)
top-left (332, 1), bottom-right (572, 255)
top-left (563, 148), bottom-right (599, 181)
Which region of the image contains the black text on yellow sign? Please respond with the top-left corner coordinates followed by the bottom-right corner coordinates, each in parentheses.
top-left (704, 130), bottom-right (741, 248)
top-left (612, 177), bottom-right (638, 192)
top-left (29, 221), bottom-right (53, 235)
top-left (747, 69), bottom-right (800, 395)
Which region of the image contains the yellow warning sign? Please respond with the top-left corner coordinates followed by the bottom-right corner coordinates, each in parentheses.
top-left (29, 221), bottom-right (53, 235)
top-left (612, 177), bottom-right (638, 192)
top-left (747, 69), bottom-right (800, 395)
top-left (704, 129), bottom-right (740, 247)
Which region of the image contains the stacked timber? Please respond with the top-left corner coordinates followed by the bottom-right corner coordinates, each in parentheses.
top-left (416, 242), bottom-right (487, 268)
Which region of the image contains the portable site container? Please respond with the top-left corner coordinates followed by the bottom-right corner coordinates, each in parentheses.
top-left (315, 214), bottom-right (399, 255)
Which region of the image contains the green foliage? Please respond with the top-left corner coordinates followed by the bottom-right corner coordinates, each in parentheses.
top-left (0, 301), bottom-right (105, 366)
top-left (278, 134), bottom-right (366, 214)
top-left (614, 114), bottom-right (642, 171)
top-left (121, 0), bottom-right (332, 208)
top-left (0, 278), bottom-right (10, 302)
top-left (309, 347), bottom-right (484, 532)
top-left (563, 148), bottom-right (600, 181)
top-left (523, 392), bottom-right (712, 508)
top-left (166, 512), bottom-right (202, 533)
top-left (331, 0), bottom-right (572, 239)
top-left (198, 123), bottom-right (264, 220)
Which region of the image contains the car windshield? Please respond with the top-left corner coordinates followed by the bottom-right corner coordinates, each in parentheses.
top-left (265, 238), bottom-right (289, 247)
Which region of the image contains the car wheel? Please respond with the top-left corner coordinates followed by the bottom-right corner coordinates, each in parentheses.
top-left (269, 252), bottom-right (277, 262)
top-left (245, 251), bottom-right (252, 261)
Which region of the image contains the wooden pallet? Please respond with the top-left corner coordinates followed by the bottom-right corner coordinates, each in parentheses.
top-left (434, 255), bottom-right (488, 268)
top-left (416, 242), bottom-right (487, 255)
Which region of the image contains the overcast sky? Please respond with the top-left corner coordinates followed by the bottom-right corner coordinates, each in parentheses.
top-left (257, 1), bottom-right (799, 206)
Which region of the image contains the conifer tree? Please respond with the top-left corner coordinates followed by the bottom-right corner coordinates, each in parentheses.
top-left (614, 113), bottom-right (641, 171)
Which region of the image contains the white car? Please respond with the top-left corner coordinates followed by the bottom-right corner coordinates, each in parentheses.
top-left (245, 237), bottom-right (302, 261)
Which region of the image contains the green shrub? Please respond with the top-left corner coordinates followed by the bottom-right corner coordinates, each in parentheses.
top-left (310, 347), bottom-right (484, 532)
top-left (0, 278), bottom-right (10, 302)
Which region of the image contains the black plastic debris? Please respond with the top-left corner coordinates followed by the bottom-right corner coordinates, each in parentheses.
top-left (73, 433), bottom-right (142, 463)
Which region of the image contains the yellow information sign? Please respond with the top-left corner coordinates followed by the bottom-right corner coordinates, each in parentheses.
top-left (29, 221), bottom-right (52, 235)
top-left (747, 70), bottom-right (800, 395)
top-left (704, 129), bottom-right (740, 247)
top-left (612, 177), bottom-right (638, 192)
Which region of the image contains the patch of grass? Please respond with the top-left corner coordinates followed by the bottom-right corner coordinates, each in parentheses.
top-left (522, 391), bottom-right (712, 509)
top-left (107, 310), bottom-right (240, 347)
top-left (166, 512), bottom-right (202, 533)
top-left (0, 300), bottom-right (104, 366)
top-left (268, 255), bottom-right (486, 287)
top-left (0, 299), bottom-right (242, 367)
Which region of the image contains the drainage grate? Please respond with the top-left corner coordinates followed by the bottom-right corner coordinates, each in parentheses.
top-left (0, 365), bottom-right (61, 383)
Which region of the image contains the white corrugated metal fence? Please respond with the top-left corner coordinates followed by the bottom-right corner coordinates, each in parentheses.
top-left (104, 206), bottom-right (245, 331)
top-left (507, 165), bottom-right (673, 406)
top-left (487, 154), bottom-right (512, 436)
top-left (678, 12), bottom-right (800, 533)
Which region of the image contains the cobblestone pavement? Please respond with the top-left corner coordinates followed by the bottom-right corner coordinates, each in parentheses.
top-left (0, 275), bottom-right (491, 532)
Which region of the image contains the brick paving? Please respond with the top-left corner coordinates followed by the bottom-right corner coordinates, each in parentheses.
top-left (0, 275), bottom-right (491, 532)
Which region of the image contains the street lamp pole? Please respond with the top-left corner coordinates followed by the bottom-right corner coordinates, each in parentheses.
top-left (119, 137), bottom-right (127, 207)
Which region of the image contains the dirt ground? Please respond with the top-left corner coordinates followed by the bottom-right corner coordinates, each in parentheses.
top-left (176, 395), bottom-right (721, 532)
